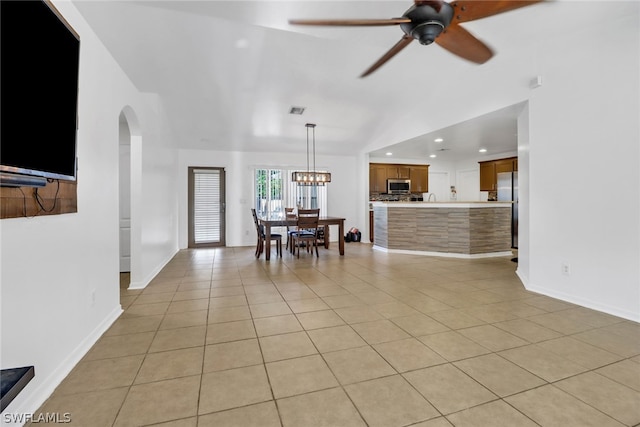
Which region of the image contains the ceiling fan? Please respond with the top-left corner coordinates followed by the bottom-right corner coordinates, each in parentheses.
top-left (289, 0), bottom-right (543, 77)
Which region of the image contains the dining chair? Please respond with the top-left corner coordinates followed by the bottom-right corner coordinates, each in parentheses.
top-left (286, 208), bottom-right (313, 254)
top-left (284, 208), bottom-right (298, 252)
top-left (251, 208), bottom-right (282, 258)
top-left (291, 208), bottom-right (320, 258)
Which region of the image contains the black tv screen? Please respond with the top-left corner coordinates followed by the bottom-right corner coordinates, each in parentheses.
top-left (1, 0), bottom-right (80, 182)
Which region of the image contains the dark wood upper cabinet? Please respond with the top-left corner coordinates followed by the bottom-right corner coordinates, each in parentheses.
top-left (409, 166), bottom-right (429, 192)
top-left (369, 163), bottom-right (429, 193)
top-left (495, 158), bottom-right (516, 174)
top-left (479, 157), bottom-right (517, 191)
top-left (479, 162), bottom-right (496, 191)
top-left (369, 164), bottom-right (388, 193)
top-left (386, 165), bottom-right (410, 179)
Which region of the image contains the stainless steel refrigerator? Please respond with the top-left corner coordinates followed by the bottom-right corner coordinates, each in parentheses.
top-left (497, 171), bottom-right (518, 248)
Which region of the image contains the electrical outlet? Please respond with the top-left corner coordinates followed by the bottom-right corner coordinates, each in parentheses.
top-left (561, 263), bottom-right (571, 276)
top-left (245, 230), bottom-right (249, 236)
top-left (91, 289), bottom-right (96, 307)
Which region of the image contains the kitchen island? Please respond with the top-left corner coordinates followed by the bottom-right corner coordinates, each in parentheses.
top-left (371, 201), bottom-right (512, 258)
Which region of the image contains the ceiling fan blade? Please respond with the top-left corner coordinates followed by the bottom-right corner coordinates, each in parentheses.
top-left (289, 18), bottom-right (411, 27)
top-left (361, 35), bottom-right (414, 78)
top-left (435, 24), bottom-right (493, 64)
top-left (450, 0), bottom-right (544, 24)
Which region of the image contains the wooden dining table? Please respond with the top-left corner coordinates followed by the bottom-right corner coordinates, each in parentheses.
top-left (257, 213), bottom-right (346, 260)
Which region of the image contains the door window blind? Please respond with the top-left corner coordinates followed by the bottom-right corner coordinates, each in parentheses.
top-left (193, 168), bottom-right (221, 244)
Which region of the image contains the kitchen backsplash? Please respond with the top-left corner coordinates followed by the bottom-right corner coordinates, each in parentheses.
top-left (370, 193), bottom-right (423, 202)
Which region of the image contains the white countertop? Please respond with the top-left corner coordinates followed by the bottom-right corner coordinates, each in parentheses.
top-left (370, 201), bottom-right (512, 208)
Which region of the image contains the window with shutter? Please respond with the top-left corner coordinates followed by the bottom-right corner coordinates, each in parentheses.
top-left (254, 168), bottom-right (328, 215)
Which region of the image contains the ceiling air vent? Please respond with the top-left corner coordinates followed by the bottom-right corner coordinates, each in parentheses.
top-left (289, 106), bottom-right (305, 115)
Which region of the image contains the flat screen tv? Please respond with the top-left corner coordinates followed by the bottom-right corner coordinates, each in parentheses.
top-left (1, 0), bottom-right (80, 187)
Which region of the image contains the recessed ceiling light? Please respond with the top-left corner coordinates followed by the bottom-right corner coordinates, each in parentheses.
top-left (479, 148), bottom-right (487, 153)
top-left (429, 154), bottom-right (437, 158)
top-left (434, 138), bottom-right (444, 143)
top-left (289, 106), bottom-right (305, 115)
top-left (385, 152), bottom-right (393, 156)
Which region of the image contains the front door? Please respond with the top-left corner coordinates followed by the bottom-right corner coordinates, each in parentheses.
top-left (188, 167), bottom-right (226, 247)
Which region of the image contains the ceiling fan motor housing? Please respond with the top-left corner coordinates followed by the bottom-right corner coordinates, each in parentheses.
top-left (401, 3), bottom-right (454, 45)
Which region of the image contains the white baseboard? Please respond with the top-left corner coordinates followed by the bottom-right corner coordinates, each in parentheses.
top-left (515, 267), bottom-right (529, 287)
top-left (524, 283), bottom-right (640, 323)
top-left (128, 249), bottom-right (178, 290)
top-left (3, 306), bottom-right (123, 426)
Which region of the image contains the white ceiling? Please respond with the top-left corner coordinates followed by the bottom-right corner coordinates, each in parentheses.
top-left (72, 0), bottom-right (628, 162)
top-left (367, 101), bottom-right (525, 160)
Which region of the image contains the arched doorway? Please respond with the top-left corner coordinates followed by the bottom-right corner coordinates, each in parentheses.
top-left (118, 106), bottom-right (142, 289)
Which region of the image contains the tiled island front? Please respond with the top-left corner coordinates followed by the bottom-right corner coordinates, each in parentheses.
top-left (371, 202), bottom-right (513, 258)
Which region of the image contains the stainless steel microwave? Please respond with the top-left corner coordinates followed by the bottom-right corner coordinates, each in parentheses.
top-left (387, 179), bottom-right (411, 194)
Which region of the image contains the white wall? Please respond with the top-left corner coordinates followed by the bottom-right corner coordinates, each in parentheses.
top-left (525, 5), bottom-right (640, 320)
top-left (0, 1), bottom-right (179, 421)
top-left (516, 104), bottom-right (531, 285)
top-left (133, 94), bottom-right (180, 288)
top-left (177, 149), bottom-right (359, 249)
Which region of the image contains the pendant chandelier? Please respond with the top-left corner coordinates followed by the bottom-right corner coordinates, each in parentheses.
top-left (292, 123), bottom-right (331, 186)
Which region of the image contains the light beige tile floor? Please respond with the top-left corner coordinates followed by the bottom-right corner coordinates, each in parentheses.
top-left (31, 244), bottom-right (640, 426)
